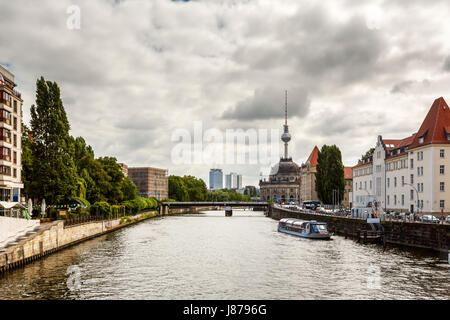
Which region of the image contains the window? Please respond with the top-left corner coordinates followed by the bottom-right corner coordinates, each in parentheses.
top-left (13, 117), bottom-right (17, 130)
top-left (401, 176), bottom-right (404, 186)
top-left (394, 195), bottom-right (397, 205)
top-left (13, 100), bottom-right (17, 113)
top-left (13, 168), bottom-right (16, 178)
top-left (410, 174), bottom-right (414, 184)
top-left (440, 149), bottom-right (445, 158)
top-left (13, 151), bottom-right (16, 164)
top-left (418, 136), bottom-right (424, 144)
top-left (364, 181), bottom-right (367, 190)
top-left (387, 195), bottom-right (390, 205)
top-left (440, 182), bottom-right (445, 191)
top-left (401, 194), bottom-right (404, 206)
top-left (394, 177), bottom-right (397, 187)
top-left (410, 158), bottom-right (414, 169)
top-left (410, 189), bottom-right (414, 200)
top-left (440, 165), bottom-right (445, 174)
top-left (387, 178), bottom-right (390, 188)
top-left (13, 134), bottom-right (16, 147)
top-left (370, 181), bottom-right (372, 189)
top-left (417, 183), bottom-right (420, 193)
top-left (440, 200), bottom-right (445, 209)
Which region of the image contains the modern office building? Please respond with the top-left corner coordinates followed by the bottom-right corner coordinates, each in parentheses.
top-left (209, 168), bottom-right (223, 190)
top-left (225, 172), bottom-right (236, 189)
top-left (128, 167), bottom-right (168, 200)
top-left (0, 65), bottom-right (23, 203)
top-left (352, 97), bottom-right (450, 215)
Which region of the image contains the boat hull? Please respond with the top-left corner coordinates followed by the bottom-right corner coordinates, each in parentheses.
top-left (278, 227), bottom-right (331, 240)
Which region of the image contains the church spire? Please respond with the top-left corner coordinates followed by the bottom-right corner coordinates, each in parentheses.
top-left (281, 90), bottom-right (291, 159)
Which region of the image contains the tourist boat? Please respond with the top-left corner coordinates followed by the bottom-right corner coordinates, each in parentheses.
top-left (225, 206), bottom-right (232, 217)
top-left (278, 218), bottom-right (332, 239)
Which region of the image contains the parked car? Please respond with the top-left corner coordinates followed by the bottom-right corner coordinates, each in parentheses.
top-left (420, 215), bottom-right (440, 223)
top-left (446, 216), bottom-right (450, 224)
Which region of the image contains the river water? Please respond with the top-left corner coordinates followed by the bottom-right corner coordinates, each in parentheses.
top-left (0, 210), bottom-right (448, 300)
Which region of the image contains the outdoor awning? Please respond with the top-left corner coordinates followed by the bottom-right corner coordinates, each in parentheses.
top-left (0, 201), bottom-right (25, 209)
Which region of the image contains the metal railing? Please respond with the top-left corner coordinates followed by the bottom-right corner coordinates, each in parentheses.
top-left (0, 208), bottom-right (22, 218)
top-left (63, 215), bottom-right (104, 227)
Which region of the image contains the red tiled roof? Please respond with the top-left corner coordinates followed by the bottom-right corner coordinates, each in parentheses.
top-left (306, 146), bottom-right (319, 166)
top-left (409, 97), bottom-right (450, 149)
top-left (344, 167), bottom-right (353, 180)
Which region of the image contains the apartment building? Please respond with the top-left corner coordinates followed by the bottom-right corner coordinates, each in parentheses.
top-left (353, 97), bottom-right (450, 215)
top-left (0, 65), bottom-right (23, 203)
top-left (128, 167), bottom-right (168, 200)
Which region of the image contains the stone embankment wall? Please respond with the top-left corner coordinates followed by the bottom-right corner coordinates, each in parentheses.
top-left (269, 206), bottom-right (450, 253)
top-left (0, 211), bottom-right (156, 274)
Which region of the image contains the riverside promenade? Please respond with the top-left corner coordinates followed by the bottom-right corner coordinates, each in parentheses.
top-left (269, 205), bottom-right (450, 254)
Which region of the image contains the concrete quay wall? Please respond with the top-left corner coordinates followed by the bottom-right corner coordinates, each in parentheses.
top-left (269, 206), bottom-right (450, 253)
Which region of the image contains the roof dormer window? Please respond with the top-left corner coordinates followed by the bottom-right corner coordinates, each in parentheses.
top-left (418, 136), bottom-right (424, 144)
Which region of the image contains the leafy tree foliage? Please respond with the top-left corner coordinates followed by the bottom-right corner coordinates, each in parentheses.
top-left (207, 189), bottom-right (250, 202)
top-left (22, 77), bottom-right (139, 207)
top-left (168, 175), bottom-right (207, 201)
top-left (315, 145), bottom-right (345, 205)
top-left (28, 77), bottom-right (78, 204)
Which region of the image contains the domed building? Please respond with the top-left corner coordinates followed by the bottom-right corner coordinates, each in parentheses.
top-left (259, 92), bottom-right (301, 203)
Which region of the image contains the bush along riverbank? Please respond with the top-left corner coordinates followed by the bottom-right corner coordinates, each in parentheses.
top-left (0, 209), bottom-right (160, 275)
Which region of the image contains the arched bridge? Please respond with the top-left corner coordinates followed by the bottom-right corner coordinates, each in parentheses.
top-left (160, 201), bottom-right (269, 215)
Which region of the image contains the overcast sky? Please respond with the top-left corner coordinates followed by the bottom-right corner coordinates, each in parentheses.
top-left (1, 0), bottom-right (450, 187)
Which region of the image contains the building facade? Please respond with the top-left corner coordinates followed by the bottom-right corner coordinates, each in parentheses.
top-left (0, 65), bottom-right (23, 203)
top-left (352, 97), bottom-right (450, 215)
top-left (299, 146), bottom-right (319, 202)
top-left (128, 167), bottom-right (168, 200)
top-left (225, 172), bottom-right (241, 189)
top-left (342, 167), bottom-right (353, 209)
top-left (119, 163), bottom-right (128, 177)
top-left (259, 91), bottom-right (301, 203)
top-left (209, 168), bottom-right (223, 190)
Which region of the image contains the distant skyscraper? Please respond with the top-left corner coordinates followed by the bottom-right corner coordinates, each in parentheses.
top-left (209, 169), bottom-right (223, 190)
top-left (225, 172), bottom-right (241, 189)
top-left (237, 174), bottom-right (243, 189)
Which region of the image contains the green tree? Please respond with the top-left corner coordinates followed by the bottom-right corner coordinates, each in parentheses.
top-left (21, 123), bottom-right (33, 198)
top-left (168, 175), bottom-right (189, 201)
top-left (97, 157), bottom-right (125, 204)
top-left (182, 175), bottom-right (207, 201)
top-left (315, 145), bottom-right (345, 205)
top-left (361, 147), bottom-right (375, 161)
top-left (121, 176), bottom-right (138, 201)
top-left (29, 77), bottom-right (78, 204)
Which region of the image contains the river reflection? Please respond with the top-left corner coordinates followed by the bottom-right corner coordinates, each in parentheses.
top-left (0, 210), bottom-right (448, 300)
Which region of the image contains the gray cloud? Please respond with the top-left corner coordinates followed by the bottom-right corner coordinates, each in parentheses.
top-left (221, 87), bottom-right (310, 121)
top-left (444, 55), bottom-right (450, 72)
top-left (2, 0), bottom-right (450, 186)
